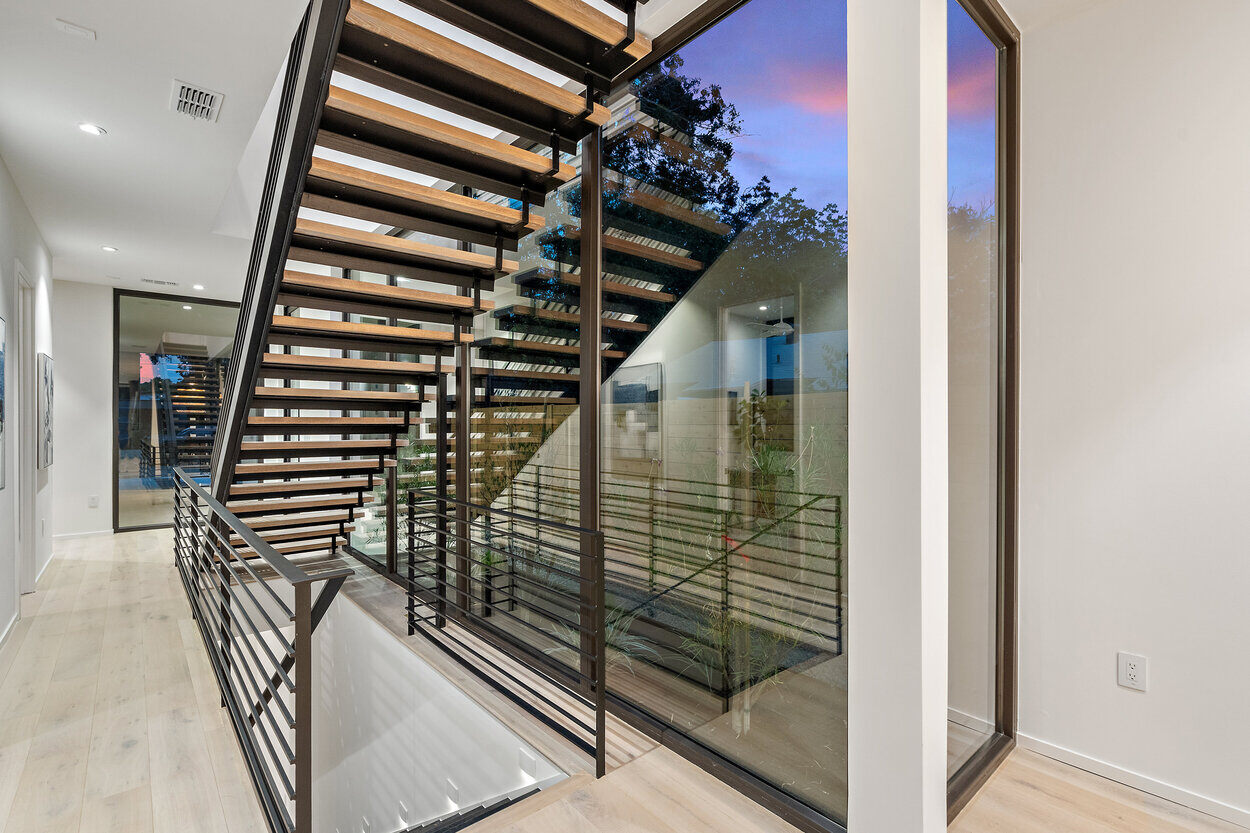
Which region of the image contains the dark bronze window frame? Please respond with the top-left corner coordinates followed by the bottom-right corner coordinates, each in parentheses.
top-left (946, 0), bottom-right (1021, 821)
top-left (608, 0), bottom-right (1022, 829)
top-left (112, 288), bottom-right (240, 533)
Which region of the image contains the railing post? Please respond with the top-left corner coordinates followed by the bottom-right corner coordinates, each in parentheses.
top-left (593, 529), bottom-right (607, 778)
top-left (579, 125), bottom-right (604, 693)
top-left (386, 463), bottom-right (398, 575)
top-left (293, 582), bottom-right (312, 833)
top-left (407, 489), bottom-right (417, 634)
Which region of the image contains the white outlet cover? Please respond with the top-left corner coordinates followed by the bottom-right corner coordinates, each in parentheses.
top-left (1117, 651), bottom-right (1149, 692)
top-left (88, 495), bottom-right (99, 508)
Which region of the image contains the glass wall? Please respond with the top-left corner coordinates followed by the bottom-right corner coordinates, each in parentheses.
top-left (114, 291), bottom-right (238, 530)
top-left (504, 0), bottom-right (847, 819)
top-left (947, 0), bottom-right (1004, 777)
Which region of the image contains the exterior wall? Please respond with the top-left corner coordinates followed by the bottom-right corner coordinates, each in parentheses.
top-left (1014, 0), bottom-right (1250, 824)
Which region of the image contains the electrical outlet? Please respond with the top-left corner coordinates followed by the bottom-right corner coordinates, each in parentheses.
top-left (88, 495), bottom-right (99, 509)
top-left (1117, 652), bottom-right (1149, 692)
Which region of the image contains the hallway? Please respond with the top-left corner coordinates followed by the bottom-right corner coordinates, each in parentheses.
top-left (0, 530), bottom-right (263, 833)
top-left (1, 531), bottom-right (1242, 833)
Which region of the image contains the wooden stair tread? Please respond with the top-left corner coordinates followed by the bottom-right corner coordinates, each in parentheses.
top-left (237, 539), bottom-right (343, 557)
top-left (606, 175), bottom-right (733, 235)
top-left (229, 478), bottom-right (373, 497)
top-left (240, 439), bottom-right (408, 454)
top-left (292, 219), bottom-right (518, 275)
top-left (495, 303), bottom-right (648, 333)
top-left (228, 494), bottom-right (376, 514)
top-left (235, 460), bottom-right (385, 476)
top-left (280, 271), bottom-right (492, 314)
top-left (269, 315), bottom-right (474, 345)
top-left (319, 86), bottom-right (576, 198)
top-left (247, 416), bottom-right (407, 427)
top-left (231, 525), bottom-right (356, 546)
top-left (245, 511), bottom-right (353, 530)
top-left (475, 337), bottom-right (626, 359)
top-left (304, 157), bottom-right (543, 236)
top-left (517, 268), bottom-right (677, 303)
top-left (473, 366), bottom-right (581, 382)
top-left (260, 352), bottom-right (442, 378)
top-left (393, 0), bottom-right (649, 86)
top-left (252, 385), bottom-right (427, 403)
top-left (552, 226), bottom-right (704, 271)
top-left (342, 2), bottom-right (611, 129)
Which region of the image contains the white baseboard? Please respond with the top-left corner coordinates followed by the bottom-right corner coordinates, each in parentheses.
top-left (1017, 733), bottom-right (1250, 829)
top-left (948, 706), bottom-right (994, 735)
top-left (52, 529), bottom-right (112, 541)
top-left (0, 611), bottom-right (18, 653)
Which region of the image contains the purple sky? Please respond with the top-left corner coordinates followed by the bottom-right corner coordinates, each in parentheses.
top-left (669, 0), bottom-right (997, 213)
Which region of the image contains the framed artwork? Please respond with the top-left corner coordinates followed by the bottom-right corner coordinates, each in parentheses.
top-left (607, 362), bottom-right (662, 468)
top-left (0, 316), bottom-right (6, 489)
top-left (37, 352), bottom-right (52, 469)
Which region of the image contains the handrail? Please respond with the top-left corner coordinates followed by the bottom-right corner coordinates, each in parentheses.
top-left (173, 466), bottom-right (352, 833)
top-left (209, 0), bottom-right (351, 502)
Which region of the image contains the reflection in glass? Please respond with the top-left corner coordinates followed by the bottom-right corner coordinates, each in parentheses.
top-left (947, 0), bottom-right (1001, 777)
top-left (476, 0), bottom-right (850, 819)
top-left (115, 293), bottom-right (237, 529)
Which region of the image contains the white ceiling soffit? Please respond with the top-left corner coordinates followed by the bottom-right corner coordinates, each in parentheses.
top-left (0, 0), bottom-right (309, 300)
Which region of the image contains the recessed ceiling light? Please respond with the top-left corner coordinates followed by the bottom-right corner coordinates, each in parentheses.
top-left (182, 305), bottom-right (193, 311)
top-left (101, 245), bottom-right (119, 253)
top-left (759, 305), bottom-right (768, 311)
top-left (78, 123), bottom-right (107, 136)
top-left (192, 284), bottom-right (205, 291)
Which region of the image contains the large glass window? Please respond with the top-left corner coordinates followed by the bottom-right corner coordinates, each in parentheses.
top-left (591, 4), bottom-right (849, 817)
top-left (114, 291), bottom-right (237, 530)
top-left (947, 0), bottom-right (1006, 779)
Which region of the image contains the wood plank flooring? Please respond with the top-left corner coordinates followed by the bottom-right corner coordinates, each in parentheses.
top-left (952, 750), bottom-right (1246, 833)
top-left (0, 530), bottom-right (264, 833)
top-left (2, 530), bottom-right (1243, 833)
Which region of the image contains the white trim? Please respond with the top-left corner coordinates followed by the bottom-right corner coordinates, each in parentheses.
top-left (948, 706), bottom-right (993, 736)
top-left (52, 530), bottom-right (112, 541)
top-left (34, 553), bottom-right (52, 583)
top-left (0, 611), bottom-right (18, 654)
top-left (1017, 733), bottom-right (1250, 830)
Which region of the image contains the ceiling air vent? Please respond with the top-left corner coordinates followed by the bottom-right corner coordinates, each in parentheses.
top-left (141, 278), bottom-right (179, 288)
top-left (170, 79), bottom-right (223, 122)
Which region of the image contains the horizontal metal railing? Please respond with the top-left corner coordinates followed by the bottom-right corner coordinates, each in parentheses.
top-left (497, 464), bottom-right (845, 663)
top-left (404, 487), bottom-right (609, 776)
top-left (173, 467), bottom-right (352, 833)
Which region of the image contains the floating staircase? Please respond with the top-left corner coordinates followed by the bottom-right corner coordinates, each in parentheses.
top-left (210, 0), bottom-right (655, 571)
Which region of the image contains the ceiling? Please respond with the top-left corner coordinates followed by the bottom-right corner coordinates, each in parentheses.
top-left (0, 0), bottom-right (308, 301)
top-left (0, 0), bottom-right (1088, 306)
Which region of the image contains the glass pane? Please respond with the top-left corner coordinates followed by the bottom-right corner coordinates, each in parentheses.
top-left (947, 0), bottom-right (1001, 777)
top-left (598, 0), bottom-right (849, 820)
top-left (115, 294), bottom-right (237, 529)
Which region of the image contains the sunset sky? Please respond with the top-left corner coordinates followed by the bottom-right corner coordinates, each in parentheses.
top-left (672, 0), bottom-right (997, 213)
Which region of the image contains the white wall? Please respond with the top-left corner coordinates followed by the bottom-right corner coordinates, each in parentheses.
top-left (1015, 0), bottom-right (1250, 824)
top-left (51, 280), bottom-right (113, 537)
top-left (0, 151), bottom-right (53, 644)
top-left (846, 0), bottom-right (949, 830)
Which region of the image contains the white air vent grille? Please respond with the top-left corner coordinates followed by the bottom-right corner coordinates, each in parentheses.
top-left (141, 278), bottom-right (179, 287)
top-left (170, 80), bottom-right (223, 122)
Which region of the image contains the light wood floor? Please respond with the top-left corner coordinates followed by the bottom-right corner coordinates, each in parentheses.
top-left (952, 750), bottom-right (1245, 833)
top-left (2, 530), bottom-right (1243, 833)
top-left (0, 530), bottom-right (264, 833)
